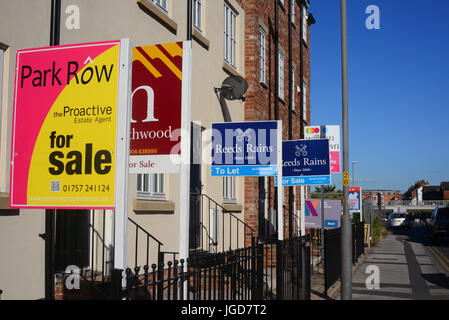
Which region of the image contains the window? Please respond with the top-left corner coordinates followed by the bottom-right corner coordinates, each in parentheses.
top-left (0, 48), bottom-right (3, 152)
top-left (137, 173), bottom-right (166, 200)
top-left (302, 7), bottom-right (308, 43)
top-left (152, 0), bottom-right (167, 12)
top-left (193, 0), bottom-right (202, 31)
top-left (302, 80), bottom-right (307, 120)
top-left (291, 67), bottom-right (295, 110)
top-left (224, 2), bottom-right (237, 67)
top-left (278, 51), bottom-right (284, 100)
top-left (223, 176), bottom-right (236, 203)
top-left (290, 0), bottom-right (295, 24)
top-left (259, 28), bottom-right (266, 83)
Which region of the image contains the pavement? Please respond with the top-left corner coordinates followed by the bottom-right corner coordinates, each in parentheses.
top-left (351, 224), bottom-right (449, 300)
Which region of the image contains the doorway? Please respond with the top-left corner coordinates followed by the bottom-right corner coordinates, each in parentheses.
top-left (189, 122), bottom-right (202, 250)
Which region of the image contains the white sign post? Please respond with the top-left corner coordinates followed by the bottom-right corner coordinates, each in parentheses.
top-left (178, 41), bottom-right (192, 299)
top-left (277, 121), bottom-right (284, 241)
top-left (114, 39), bottom-right (133, 283)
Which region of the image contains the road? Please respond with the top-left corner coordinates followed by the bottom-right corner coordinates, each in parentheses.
top-left (352, 224), bottom-right (449, 300)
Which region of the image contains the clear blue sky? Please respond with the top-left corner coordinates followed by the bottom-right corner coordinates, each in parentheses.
top-left (309, 0), bottom-right (449, 193)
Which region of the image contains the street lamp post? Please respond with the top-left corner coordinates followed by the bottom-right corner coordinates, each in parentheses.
top-left (352, 161), bottom-right (359, 187)
top-left (340, 0), bottom-right (352, 300)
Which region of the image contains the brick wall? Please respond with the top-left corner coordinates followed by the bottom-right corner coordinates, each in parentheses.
top-left (243, 0), bottom-right (312, 242)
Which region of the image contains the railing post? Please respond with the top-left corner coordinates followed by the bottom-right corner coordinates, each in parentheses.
top-left (276, 240), bottom-right (283, 300)
top-left (111, 269), bottom-right (123, 300)
top-left (324, 230), bottom-right (328, 297)
top-left (303, 236), bottom-right (311, 300)
top-left (158, 262), bottom-right (164, 300)
top-left (251, 237), bottom-right (256, 300)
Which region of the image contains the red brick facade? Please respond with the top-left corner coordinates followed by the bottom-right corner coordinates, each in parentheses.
top-left (243, 0), bottom-right (313, 242)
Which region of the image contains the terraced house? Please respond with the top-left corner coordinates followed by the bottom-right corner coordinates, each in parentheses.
top-left (0, 0), bottom-right (314, 300)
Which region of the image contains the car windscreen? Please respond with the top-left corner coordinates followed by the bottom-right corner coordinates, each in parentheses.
top-left (437, 208), bottom-right (449, 220)
top-left (391, 213), bottom-right (406, 218)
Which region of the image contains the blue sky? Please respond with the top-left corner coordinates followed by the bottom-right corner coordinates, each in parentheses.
top-left (309, 0), bottom-right (449, 193)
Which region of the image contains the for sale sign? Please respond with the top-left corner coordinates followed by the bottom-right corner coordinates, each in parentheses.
top-left (276, 139), bottom-right (331, 186)
top-left (10, 40), bottom-right (126, 209)
top-left (129, 42), bottom-right (186, 173)
top-left (305, 125), bottom-right (341, 173)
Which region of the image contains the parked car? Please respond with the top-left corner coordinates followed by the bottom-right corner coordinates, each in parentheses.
top-left (387, 212), bottom-right (410, 230)
top-left (427, 207), bottom-right (449, 242)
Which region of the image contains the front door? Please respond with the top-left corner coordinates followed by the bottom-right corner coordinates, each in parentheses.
top-left (54, 210), bottom-right (90, 272)
top-left (189, 123), bottom-right (202, 250)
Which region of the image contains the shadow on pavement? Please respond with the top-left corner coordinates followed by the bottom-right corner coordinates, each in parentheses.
top-left (421, 273), bottom-right (449, 290)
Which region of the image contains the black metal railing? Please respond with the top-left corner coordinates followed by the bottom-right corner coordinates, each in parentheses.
top-left (308, 228), bottom-right (322, 275)
top-left (191, 193), bottom-right (256, 253)
top-left (115, 235), bottom-right (311, 301)
top-left (275, 235), bottom-right (311, 300)
top-left (282, 205), bottom-right (301, 238)
top-left (128, 217), bottom-right (164, 270)
top-left (324, 228), bottom-right (341, 296)
top-left (352, 222), bottom-right (365, 265)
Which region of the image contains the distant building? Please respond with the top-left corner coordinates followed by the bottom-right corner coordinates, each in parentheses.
top-left (363, 190), bottom-right (402, 206)
top-left (440, 182), bottom-right (449, 200)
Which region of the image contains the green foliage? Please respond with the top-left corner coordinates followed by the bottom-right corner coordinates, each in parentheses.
top-left (372, 214), bottom-right (388, 246)
top-left (313, 185), bottom-right (337, 193)
top-left (407, 209), bottom-right (433, 214)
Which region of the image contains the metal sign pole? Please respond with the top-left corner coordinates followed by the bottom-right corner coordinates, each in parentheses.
top-left (321, 185), bottom-right (325, 266)
top-left (277, 121), bottom-right (284, 241)
top-left (340, 0), bottom-right (352, 300)
top-left (300, 186), bottom-right (306, 236)
top-left (113, 39), bottom-right (132, 287)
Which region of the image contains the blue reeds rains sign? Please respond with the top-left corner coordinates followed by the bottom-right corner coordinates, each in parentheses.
top-left (276, 139), bottom-right (331, 186)
top-left (211, 121), bottom-right (279, 176)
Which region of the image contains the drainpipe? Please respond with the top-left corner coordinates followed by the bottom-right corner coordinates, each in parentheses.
top-left (288, 0), bottom-right (293, 239)
top-left (274, 0), bottom-right (280, 237)
top-left (187, 0), bottom-right (192, 41)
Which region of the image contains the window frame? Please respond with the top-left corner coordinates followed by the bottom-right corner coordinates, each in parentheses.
top-left (302, 6), bottom-right (308, 43)
top-left (290, 0), bottom-right (295, 24)
top-left (259, 27), bottom-right (266, 84)
top-left (0, 48), bottom-right (3, 155)
top-left (223, 176), bottom-right (237, 203)
top-left (278, 50), bottom-right (285, 100)
top-left (224, 2), bottom-right (237, 68)
top-left (152, 0), bottom-right (168, 12)
top-left (302, 80), bottom-right (307, 120)
top-left (291, 67), bottom-right (295, 110)
top-left (192, 0), bottom-right (202, 32)
top-left (137, 173), bottom-right (167, 200)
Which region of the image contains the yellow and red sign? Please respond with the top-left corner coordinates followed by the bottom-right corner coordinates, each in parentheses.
top-left (10, 41), bottom-right (123, 209)
top-left (129, 42), bottom-right (184, 173)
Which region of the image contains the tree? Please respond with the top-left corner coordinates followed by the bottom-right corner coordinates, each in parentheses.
top-left (313, 185), bottom-right (336, 193)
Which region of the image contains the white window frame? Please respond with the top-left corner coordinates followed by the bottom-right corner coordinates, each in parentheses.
top-left (302, 80), bottom-right (307, 120)
top-left (291, 0), bottom-right (295, 24)
top-left (137, 173), bottom-right (166, 200)
top-left (193, 0), bottom-right (202, 31)
top-left (302, 7), bottom-right (308, 43)
top-left (223, 176), bottom-right (236, 203)
top-left (224, 2), bottom-right (237, 67)
top-left (291, 67), bottom-right (295, 110)
top-left (259, 28), bottom-right (266, 84)
top-left (152, 0), bottom-right (168, 12)
top-left (278, 50), bottom-right (285, 100)
top-left (0, 48), bottom-right (3, 156)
